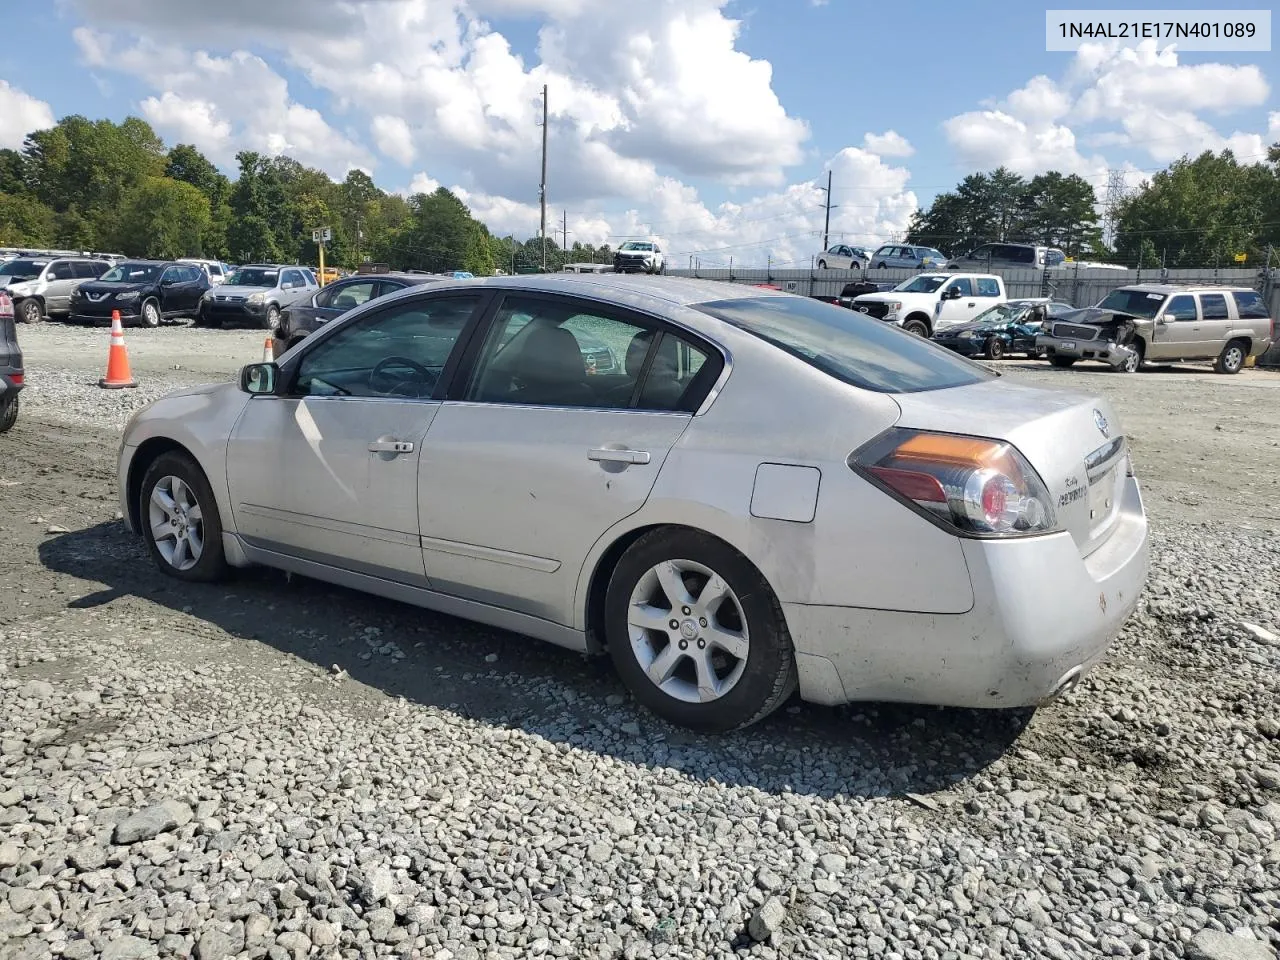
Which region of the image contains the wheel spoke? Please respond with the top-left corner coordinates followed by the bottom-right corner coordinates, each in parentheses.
top-left (654, 562), bottom-right (694, 609)
top-left (171, 477), bottom-right (190, 508)
top-left (171, 536), bottom-right (189, 568)
top-left (187, 503), bottom-right (203, 524)
top-left (691, 650), bottom-right (720, 702)
top-left (150, 519), bottom-right (175, 541)
top-left (629, 602), bottom-right (673, 633)
top-left (706, 624), bottom-right (748, 661)
top-left (694, 574), bottom-right (731, 617)
top-left (150, 485), bottom-right (176, 514)
top-left (646, 643), bottom-right (683, 686)
top-left (186, 525), bottom-right (204, 559)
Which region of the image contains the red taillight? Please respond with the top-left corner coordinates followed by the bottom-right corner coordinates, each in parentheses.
top-left (0, 293), bottom-right (12, 319)
top-left (9, 373), bottom-right (22, 386)
top-left (868, 465), bottom-right (946, 503)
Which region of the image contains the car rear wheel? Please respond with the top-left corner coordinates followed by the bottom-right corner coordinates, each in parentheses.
top-left (818, 260), bottom-right (827, 269)
top-left (876, 262), bottom-right (889, 269)
top-left (604, 528), bottom-right (797, 732)
top-left (1049, 355), bottom-right (1076, 368)
top-left (1215, 339), bottom-right (1247, 375)
top-left (0, 394), bottom-right (18, 433)
top-left (140, 299), bottom-right (161, 328)
top-left (18, 300), bottom-right (42, 324)
top-left (139, 451), bottom-right (228, 583)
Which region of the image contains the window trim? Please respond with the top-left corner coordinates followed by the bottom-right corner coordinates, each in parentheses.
top-left (443, 290), bottom-right (728, 415)
top-left (274, 289), bottom-right (494, 402)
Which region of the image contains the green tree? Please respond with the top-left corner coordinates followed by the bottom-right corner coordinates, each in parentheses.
top-left (228, 214), bottom-right (281, 264)
top-left (0, 194), bottom-right (55, 246)
top-left (0, 149), bottom-right (28, 196)
top-left (115, 177), bottom-right (212, 259)
top-left (1113, 150), bottom-right (1275, 267)
top-left (1020, 172), bottom-right (1102, 258)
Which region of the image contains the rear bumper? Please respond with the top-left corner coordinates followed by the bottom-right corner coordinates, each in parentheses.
top-left (789, 476), bottom-right (1149, 708)
top-left (1037, 334), bottom-right (1135, 367)
top-left (1, 371), bottom-right (23, 399)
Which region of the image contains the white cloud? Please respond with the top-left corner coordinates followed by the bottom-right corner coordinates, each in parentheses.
top-left (371, 115), bottom-right (415, 165)
top-left (862, 130), bottom-right (914, 158)
top-left (944, 110), bottom-right (1107, 181)
top-left (140, 92), bottom-right (233, 151)
top-left (1270, 111), bottom-right (1280, 143)
top-left (1002, 75), bottom-right (1071, 123)
top-left (406, 171), bottom-right (442, 195)
top-left (0, 80), bottom-right (55, 150)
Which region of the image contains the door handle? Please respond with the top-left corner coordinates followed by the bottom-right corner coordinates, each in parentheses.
top-left (588, 448), bottom-right (651, 465)
top-left (369, 440), bottom-right (414, 453)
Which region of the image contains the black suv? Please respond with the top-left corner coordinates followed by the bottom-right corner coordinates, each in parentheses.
top-left (70, 260), bottom-right (210, 327)
top-left (1, 292), bottom-right (23, 432)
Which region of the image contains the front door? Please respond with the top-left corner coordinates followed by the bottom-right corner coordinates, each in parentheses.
top-left (1149, 293), bottom-right (1199, 359)
top-left (936, 277), bottom-right (978, 328)
top-left (225, 293), bottom-right (484, 583)
top-left (417, 293), bottom-right (719, 625)
top-left (44, 262), bottom-right (78, 314)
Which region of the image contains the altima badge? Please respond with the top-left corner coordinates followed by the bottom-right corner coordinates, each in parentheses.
top-left (1093, 409), bottom-right (1109, 437)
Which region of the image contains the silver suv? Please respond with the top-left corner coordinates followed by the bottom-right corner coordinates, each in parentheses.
top-left (949, 243), bottom-right (1066, 271)
top-left (0, 257), bottom-right (110, 323)
top-left (1036, 284), bottom-right (1275, 374)
top-left (870, 244), bottom-right (948, 270)
top-left (198, 264), bottom-right (319, 329)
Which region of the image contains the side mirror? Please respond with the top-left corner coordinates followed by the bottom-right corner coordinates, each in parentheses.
top-left (240, 362), bottom-right (279, 395)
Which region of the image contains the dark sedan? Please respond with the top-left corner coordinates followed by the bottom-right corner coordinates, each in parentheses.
top-left (70, 261), bottom-right (210, 327)
top-left (273, 273), bottom-right (450, 356)
top-left (931, 299), bottom-right (1075, 360)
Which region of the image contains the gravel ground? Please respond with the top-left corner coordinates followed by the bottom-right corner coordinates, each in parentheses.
top-left (2, 321), bottom-right (1279, 960)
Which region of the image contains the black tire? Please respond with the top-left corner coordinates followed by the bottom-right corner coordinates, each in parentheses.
top-left (876, 262), bottom-right (889, 269)
top-left (604, 528), bottom-right (797, 732)
top-left (140, 299), bottom-right (161, 328)
top-left (902, 318), bottom-right (930, 337)
top-left (1049, 355), bottom-right (1076, 368)
top-left (138, 451), bottom-right (228, 583)
top-left (0, 394), bottom-right (18, 433)
top-left (818, 260), bottom-right (827, 270)
top-left (18, 299), bottom-right (42, 324)
top-left (263, 304), bottom-right (281, 331)
top-left (1215, 339), bottom-right (1247, 375)
top-left (985, 337), bottom-right (1005, 360)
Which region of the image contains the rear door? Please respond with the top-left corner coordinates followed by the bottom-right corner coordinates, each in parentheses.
top-left (44, 261), bottom-right (78, 314)
top-left (416, 292), bottom-right (723, 625)
top-left (1196, 293), bottom-right (1232, 357)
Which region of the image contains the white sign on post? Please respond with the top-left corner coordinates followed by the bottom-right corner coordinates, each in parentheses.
top-left (312, 227), bottom-right (332, 243)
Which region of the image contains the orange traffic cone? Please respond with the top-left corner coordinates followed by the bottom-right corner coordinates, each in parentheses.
top-left (98, 310), bottom-right (138, 389)
top-left (262, 337), bottom-right (275, 363)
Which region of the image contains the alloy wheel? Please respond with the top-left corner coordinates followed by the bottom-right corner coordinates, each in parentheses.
top-left (147, 475), bottom-right (205, 572)
top-left (627, 559), bottom-right (750, 704)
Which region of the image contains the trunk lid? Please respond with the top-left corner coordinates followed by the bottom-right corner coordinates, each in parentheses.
top-left (892, 378), bottom-right (1128, 556)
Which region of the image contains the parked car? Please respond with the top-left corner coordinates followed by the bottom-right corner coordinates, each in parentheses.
top-left (274, 273), bottom-right (451, 355)
top-left (0, 292), bottom-right (22, 432)
top-left (870, 245), bottom-right (948, 270)
top-left (948, 243), bottom-right (1067, 272)
top-left (70, 260), bottom-right (210, 327)
top-left (117, 274), bottom-right (1148, 732)
top-left (613, 241), bottom-right (665, 274)
top-left (1036, 284), bottom-right (1276, 374)
top-left (179, 259), bottom-right (234, 285)
top-left (932, 299), bottom-right (1074, 359)
top-left (817, 244), bottom-right (872, 270)
top-left (0, 256), bottom-right (110, 323)
top-left (197, 264), bottom-right (320, 330)
top-left (835, 280), bottom-right (897, 310)
top-left (852, 273), bottom-right (1006, 337)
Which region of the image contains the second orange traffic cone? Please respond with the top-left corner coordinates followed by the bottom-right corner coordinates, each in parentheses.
top-left (262, 337), bottom-right (275, 363)
top-left (98, 310), bottom-right (137, 390)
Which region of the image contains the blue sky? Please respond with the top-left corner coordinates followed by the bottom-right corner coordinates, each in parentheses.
top-left (1, 0), bottom-right (1276, 265)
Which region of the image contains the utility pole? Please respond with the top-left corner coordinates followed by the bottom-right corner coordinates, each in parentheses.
top-left (539, 84), bottom-right (548, 273)
top-left (354, 216), bottom-right (363, 265)
top-left (820, 170), bottom-right (837, 251)
top-left (508, 234), bottom-right (515, 275)
top-left (563, 210), bottom-right (568, 259)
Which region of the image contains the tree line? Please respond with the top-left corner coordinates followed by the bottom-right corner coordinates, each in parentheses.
top-left (905, 145), bottom-right (1280, 268)
top-left (0, 114), bottom-right (617, 273)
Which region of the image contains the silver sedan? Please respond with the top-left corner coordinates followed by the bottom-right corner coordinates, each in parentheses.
top-left (118, 275), bottom-right (1150, 731)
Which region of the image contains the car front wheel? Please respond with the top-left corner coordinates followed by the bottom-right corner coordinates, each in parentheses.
top-left (140, 299), bottom-right (161, 328)
top-left (139, 451), bottom-right (228, 582)
top-left (263, 305), bottom-right (281, 331)
top-left (604, 528), bottom-right (797, 732)
top-left (18, 299), bottom-right (42, 324)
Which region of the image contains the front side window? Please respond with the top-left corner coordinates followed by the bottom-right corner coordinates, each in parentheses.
top-left (896, 275), bottom-right (947, 294)
top-left (101, 262), bottom-right (161, 283)
top-left (873, 246), bottom-right (893, 259)
top-left (697, 296), bottom-right (995, 394)
top-left (946, 278), bottom-right (973, 297)
top-left (293, 296), bottom-right (480, 400)
top-left (1233, 290), bottom-right (1271, 320)
top-left (1044, 249), bottom-right (1066, 266)
top-left (1199, 293), bottom-right (1229, 320)
top-left (1164, 295), bottom-right (1197, 321)
top-left (48, 262), bottom-right (75, 280)
top-left (466, 296), bottom-right (711, 411)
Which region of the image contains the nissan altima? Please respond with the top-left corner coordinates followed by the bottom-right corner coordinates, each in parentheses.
top-left (117, 275), bottom-right (1149, 732)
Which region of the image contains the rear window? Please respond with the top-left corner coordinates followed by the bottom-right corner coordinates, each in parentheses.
top-left (696, 296), bottom-right (995, 394)
top-left (1233, 290), bottom-right (1271, 320)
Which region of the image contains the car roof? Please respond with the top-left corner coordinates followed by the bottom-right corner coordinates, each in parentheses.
top-left (1114, 283), bottom-right (1254, 294)
top-left (423, 273), bottom-right (798, 307)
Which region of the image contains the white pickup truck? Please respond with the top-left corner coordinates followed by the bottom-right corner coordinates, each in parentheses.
top-left (850, 273), bottom-right (1007, 337)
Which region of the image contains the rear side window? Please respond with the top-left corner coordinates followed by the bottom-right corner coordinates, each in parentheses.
top-left (696, 296), bottom-right (995, 394)
top-left (75, 261), bottom-right (104, 279)
top-left (1233, 291), bottom-right (1270, 319)
top-left (975, 278), bottom-right (1001, 297)
top-left (1199, 294), bottom-right (1229, 320)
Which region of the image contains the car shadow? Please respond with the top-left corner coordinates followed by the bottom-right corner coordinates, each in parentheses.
top-left (38, 522), bottom-right (1033, 801)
